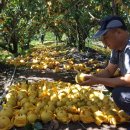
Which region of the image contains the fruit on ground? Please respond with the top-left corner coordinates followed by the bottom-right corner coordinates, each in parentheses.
top-left (0, 116), bottom-right (13, 130)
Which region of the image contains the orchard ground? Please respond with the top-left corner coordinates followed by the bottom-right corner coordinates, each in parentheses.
top-left (0, 41), bottom-right (130, 130)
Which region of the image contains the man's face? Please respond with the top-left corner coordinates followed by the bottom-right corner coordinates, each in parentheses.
top-left (101, 29), bottom-right (120, 50)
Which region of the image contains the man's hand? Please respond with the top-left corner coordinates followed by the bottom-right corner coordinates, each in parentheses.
top-left (77, 62), bottom-right (118, 86)
top-left (79, 74), bottom-right (97, 86)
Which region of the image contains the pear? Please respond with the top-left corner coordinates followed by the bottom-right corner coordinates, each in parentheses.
top-left (0, 106), bottom-right (13, 118)
top-left (56, 110), bottom-right (70, 123)
top-left (80, 109), bottom-right (95, 123)
top-left (14, 114), bottom-right (27, 127)
top-left (0, 116), bottom-right (13, 130)
top-left (27, 111), bottom-right (38, 124)
top-left (40, 110), bottom-right (53, 123)
top-left (94, 110), bottom-right (107, 126)
top-left (75, 73), bottom-right (87, 83)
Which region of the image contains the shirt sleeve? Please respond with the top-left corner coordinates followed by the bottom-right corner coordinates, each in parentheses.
top-left (109, 50), bottom-right (119, 65)
top-left (124, 48), bottom-right (130, 74)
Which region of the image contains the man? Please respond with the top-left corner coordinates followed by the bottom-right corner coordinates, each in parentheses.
top-left (82, 15), bottom-right (130, 115)
top-left (41, 34), bottom-right (45, 44)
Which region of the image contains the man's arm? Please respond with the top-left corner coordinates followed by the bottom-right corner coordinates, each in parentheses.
top-left (92, 74), bottom-right (130, 87)
top-left (83, 62), bottom-right (130, 87)
top-left (94, 62), bottom-right (118, 78)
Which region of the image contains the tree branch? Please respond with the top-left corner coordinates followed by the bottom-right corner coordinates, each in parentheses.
top-left (88, 12), bottom-right (100, 22)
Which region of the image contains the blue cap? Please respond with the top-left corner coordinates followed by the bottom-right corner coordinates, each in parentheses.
top-left (93, 16), bottom-right (127, 38)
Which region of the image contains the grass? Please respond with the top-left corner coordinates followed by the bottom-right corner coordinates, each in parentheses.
top-left (86, 40), bottom-right (111, 58)
top-left (0, 32), bottom-right (110, 61)
top-left (0, 48), bottom-right (13, 62)
top-left (30, 32), bottom-right (56, 46)
top-left (90, 43), bottom-right (110, 57)
top-left (44, 32), bottom-right (56, 41)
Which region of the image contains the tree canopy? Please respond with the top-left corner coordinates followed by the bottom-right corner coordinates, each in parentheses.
top-left (0, 0), bottom-right (130, 55)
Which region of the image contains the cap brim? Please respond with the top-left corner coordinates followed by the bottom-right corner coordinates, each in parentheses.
top-left (93, 29), bottom-right (108, 39)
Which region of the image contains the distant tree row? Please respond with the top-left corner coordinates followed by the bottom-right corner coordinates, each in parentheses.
top-left (0, 0), bottom-right (130, 56)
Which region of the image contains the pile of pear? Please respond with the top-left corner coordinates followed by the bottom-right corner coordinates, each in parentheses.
top-left (0, 79), bottom-right (130, 129)
top-left (6, 46), bottom-right (104, 73)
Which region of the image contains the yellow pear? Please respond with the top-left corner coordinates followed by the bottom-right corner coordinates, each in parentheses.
top-left (0, 116), bottom-right (13, 130)
top-left (80, 109), bottom-right (95, 123)
top-left (56, 110), bottom-right (70, 123)
top-left (75, 73), bottom-right (87, 83)
top-left (0, 107), bottom-right (13, 118)
top-left (94, 110), bottom-right (107, 126)
top-left (14, 114), bottom-right (27, 127)
top-left (27, 111), bottom-right (38, 124)
top-left (40, 110), bottom-right (53, 123)
top-left (72, 114), bottom-right (80, 122)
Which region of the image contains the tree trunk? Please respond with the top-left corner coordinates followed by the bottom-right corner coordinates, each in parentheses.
top-left (0, 0), bottom-right (6, 13)
top-left (112, 0), bottom-right (117, 15)
top-left (9, 32), bottom-right (19, 56)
